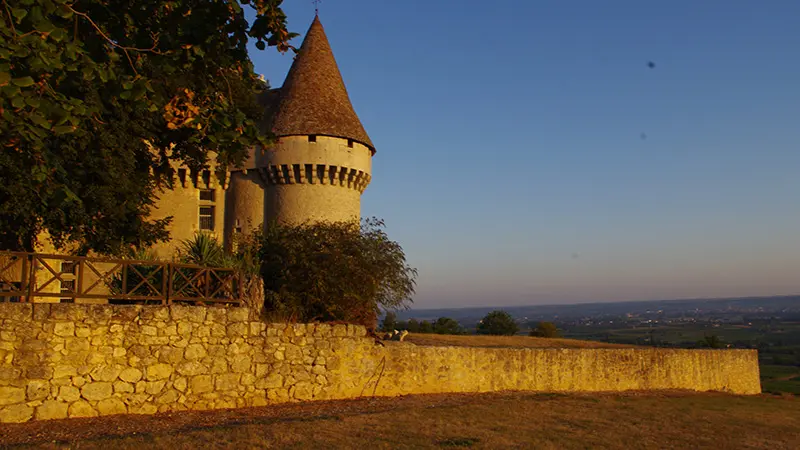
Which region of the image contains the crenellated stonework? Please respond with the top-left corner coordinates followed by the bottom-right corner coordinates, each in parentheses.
top-left (0, 303), bottom-right (761, 424)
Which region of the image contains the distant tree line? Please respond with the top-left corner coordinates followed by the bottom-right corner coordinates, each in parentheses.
top-left (380, 309), bottom-right (561, 338)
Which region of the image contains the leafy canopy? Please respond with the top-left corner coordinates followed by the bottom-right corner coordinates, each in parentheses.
top-left (477, 310), bottom-right (519, 336)
top-left (0, 0), bottom-right (296, 253)
top-left (258, 218), bottom-right (417, 328)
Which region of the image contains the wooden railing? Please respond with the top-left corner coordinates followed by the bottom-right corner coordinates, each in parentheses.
top-left (0, 251), bottom-right (242, 305)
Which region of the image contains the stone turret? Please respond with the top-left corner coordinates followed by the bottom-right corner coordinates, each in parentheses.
top-left (225, 16), bottom-right (374, 243)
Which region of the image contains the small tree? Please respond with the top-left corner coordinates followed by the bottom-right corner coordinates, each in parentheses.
top-left (258, 218), bottom-right (417, 328)
top-left (406, 318), bottom-right (420, 333)
top-left (529, 321), bottom-right (559, 338)
top-left (433, 317), bottom-right (465, 335)
top-left (699, 334), bottom-right (724, 349)
top-left (418, 320), bottom-right (433, 333)
top-left (381, 311), bottom-right (398, 332)
top-left (477, 310), bottom-right (519, 336)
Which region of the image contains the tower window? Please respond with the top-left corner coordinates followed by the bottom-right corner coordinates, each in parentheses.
top-left (308, 135), bottom-right (317, 143)
top-left (199, 206), bottom-right (215, 231)
top-left (347, 139), bottom-right (354, 148)
top-left (199, 189), bottom-right (215, 202)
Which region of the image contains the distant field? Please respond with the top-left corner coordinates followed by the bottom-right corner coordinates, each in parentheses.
top-left (3, 392), bottom-right (798, 449)
top-left (405, 333), bottom-right (635, 349)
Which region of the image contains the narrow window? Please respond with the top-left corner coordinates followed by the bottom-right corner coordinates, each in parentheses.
top-left (199, 206), bottom-right (215, 231)
top-left (202, 170), bottom-right (211, 188)
top-left (199, 189), bottom-right (215, 202)
top-left (347, 139), bottom-right (354, 148)
top-left (308, 134), bottom-right (317, 143)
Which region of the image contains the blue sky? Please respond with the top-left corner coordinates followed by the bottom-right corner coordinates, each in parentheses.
top-left (250, 1), bottom-right (800, 308)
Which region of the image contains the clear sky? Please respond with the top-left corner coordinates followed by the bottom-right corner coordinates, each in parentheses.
top-left (250, 1), bottom-right (800, 308)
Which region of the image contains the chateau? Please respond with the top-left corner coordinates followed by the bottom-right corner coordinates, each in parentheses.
top-left (149, 16), bottom-right (374, 257)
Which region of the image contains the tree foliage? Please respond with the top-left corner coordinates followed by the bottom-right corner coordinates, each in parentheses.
top-left (477, 310), bottom-right (519, 336)
top-left (381, 311), bottom-right (398, 332)
top-left (433, 317), bottom-right (465, 335)
top-left (258, 218), bottom-right (417, 328)
top-left (529, 321), bottom-right (559, 338)
top-left (0, 0), bottom-right (296, 253)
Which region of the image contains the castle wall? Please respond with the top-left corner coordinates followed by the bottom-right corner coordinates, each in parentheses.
top-left (0, 304), bottom-right (761, 423)
top-left (223, 171), bottom-right (266, 250)
top-left (149, 174), bottom-right (226, 259)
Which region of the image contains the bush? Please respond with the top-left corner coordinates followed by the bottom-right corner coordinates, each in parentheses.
top-left (433, 317), bottom-right (466, 335)
top-left (529, 321), bottom-right (559, 338)
top-left (258, 218), bottom-right (417, 328)
top-left (477, 310), bottom-right (519, 336)
top-left (381, 311), bottom-right (398, 332)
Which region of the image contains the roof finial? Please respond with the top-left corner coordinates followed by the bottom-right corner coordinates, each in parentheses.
top-left (313, 0), bottom-right (321, 16)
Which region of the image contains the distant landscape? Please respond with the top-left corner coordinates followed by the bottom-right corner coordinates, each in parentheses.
top-left (398, 295), bottom-right (800, 395)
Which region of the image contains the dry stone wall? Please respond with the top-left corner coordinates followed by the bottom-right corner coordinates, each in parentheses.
top-left (0, 304), bottom-right (761, 424)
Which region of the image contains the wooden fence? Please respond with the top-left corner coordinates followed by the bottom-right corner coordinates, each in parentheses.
top-left (0, 251), bottom-right (242, 305)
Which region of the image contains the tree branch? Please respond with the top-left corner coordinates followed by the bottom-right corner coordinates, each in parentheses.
top-left (2, 0), bottom-right (15, 37)
top-left (68, 6), bottom-right (165, 74)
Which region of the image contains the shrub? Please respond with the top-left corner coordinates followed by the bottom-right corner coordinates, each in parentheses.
top-left (418, 320), bottom-right (433, 333)
top-left (258, 218), bottom-right (417, 328)
top-left (433, 317), bottom-right (466, 335)
top-left (477, 310), bottom-right (519, 336)
top-left (381, 311), bottom-right (398, 332)
top-left (529, 321), bottom-right (559, 338)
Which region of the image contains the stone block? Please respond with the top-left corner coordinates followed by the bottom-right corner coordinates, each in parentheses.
top-left (215, 373), bottom-right (241, 391)
top-left (158, 346), bottom-right (184, 364)
top-left (206, 308), bottom-right (227, 323)
top-left (119, 367), bottom-right (143, 383)
top-left (332, 324), bottom-right (347, 337)
top-left (155, 389), bottom-right (179, 405)
top-left (0, 403), bottom-right (34, 423)
top-left (230, 355), bottom-right (252, 373)
top-left (26, 380), bottom-right (50, 402)
top-left (171, 305), bottom-right (206, 323)
top-left (0, 386), bottom-right (25, 406)
top-left (190, 375), bottom-right (213, 394)
top-left (177, 361), bottom-right (207, 376)
top-left (266, 388), bottom-right (289, 402)
top-left (90, 364), bottom-right (123, 382)
top-left (240, 373), bottom-right (256, 386)
top-left (146, 363), bottom-right (173, 381)
top-left (81, 382), bottom-right (112, 402)
top-left (228, 308), bottom-right (249, 323)
top-left (227, 323), bottom-right (248, 338)
top-left (184, 344), bottom-right (207, 360)
top-left (58, 386), bottom-right (81, 403)
top-left (68, 400), bottom-right (97, 418)
top-left (145, 380), bottom-right (166, 395)
top-left (256, 373), bottom-right (283, 389)
top-left (96, 398), bottom-right (127, 416)
top-left (53, 322), bottom-right (75, 337)
top-left (35, 400), bottom-right (69, 420)
top-left (113, 381), bottom-right (134, 394)
top-left (173, 377), bottom-right (187, 392)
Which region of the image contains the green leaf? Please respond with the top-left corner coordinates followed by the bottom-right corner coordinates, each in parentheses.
top-left (12, 8), bottom-right (27, 21)
top-left (122, 81), bottom-right (134, 90)
top-left (0, 72), bottom-right (9, 85)
top-left (24, 96), bottom-right (41, 108)
top-left (11, 96), bottom-right (25, 108)
top-left (12, 77), bottom-right (35, 87)
top-left (120, 90), bottom-right (132, 100)
top-left (53, 125), bottom-right (74, 134)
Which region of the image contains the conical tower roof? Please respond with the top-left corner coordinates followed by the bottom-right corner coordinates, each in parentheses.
top-left (271, 16), bottom-right (374, 151)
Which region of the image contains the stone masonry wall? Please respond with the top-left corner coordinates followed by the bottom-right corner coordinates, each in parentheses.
top-left (0, 304), bottom-right (761, 423)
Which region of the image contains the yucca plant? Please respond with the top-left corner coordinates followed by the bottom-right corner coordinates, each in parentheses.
top-left (179, 232), bottom-right (231, 268)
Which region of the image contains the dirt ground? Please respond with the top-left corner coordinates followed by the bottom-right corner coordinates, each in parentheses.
top-left (1, 391), bottom-right (798, 449)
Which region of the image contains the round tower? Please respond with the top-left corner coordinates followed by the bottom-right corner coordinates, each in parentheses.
top-left (224, 16), bottom-right (374, 246)
top-left (264, 16), bottom-right (374, 225)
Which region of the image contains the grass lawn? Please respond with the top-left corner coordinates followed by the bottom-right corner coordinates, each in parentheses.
top-left (404, 333), bottom-right (635, 349)
top-left (2, 391), bottom-right (798, 449)
top-left (760, 364), bottom-right (800, 395)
